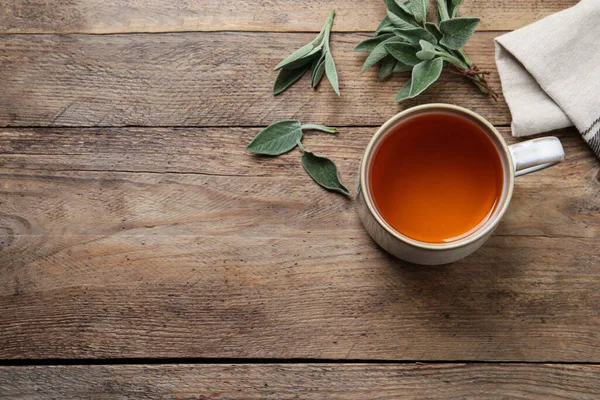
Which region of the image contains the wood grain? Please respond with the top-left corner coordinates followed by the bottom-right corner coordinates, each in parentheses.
top-left (0, 32), bottom-right (507, 127)
top-left (0, 143), bottom-right (597, 360)
top-left (0, 0), bottom-right (578, 34)
top-left (0, 126), bottom-right (597, 238)
top-left (1, 364), bottom-right (599, 399)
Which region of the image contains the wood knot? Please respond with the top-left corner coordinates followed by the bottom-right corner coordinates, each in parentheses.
top-left (0, 214), bottom-right (32, 248)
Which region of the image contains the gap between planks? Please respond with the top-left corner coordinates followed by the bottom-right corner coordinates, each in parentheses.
top-left (1, 358), bottom-right (600, 367)
top-left (0, 30), bottom-right (512, 36)
top-left (0, 124), bottom-right (515, 129)
top-left (0, 357), bottom-right (600, 367)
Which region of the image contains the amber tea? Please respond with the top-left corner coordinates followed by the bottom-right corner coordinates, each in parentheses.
top-left (369, 111), bottom-right (504, 244)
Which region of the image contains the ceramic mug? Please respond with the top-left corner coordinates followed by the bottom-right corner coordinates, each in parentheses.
top-left (357, 104), bottom-right (565, 265)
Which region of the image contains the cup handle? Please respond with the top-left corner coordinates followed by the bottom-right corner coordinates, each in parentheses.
top-left (508, 137), bottom-right (565, 177)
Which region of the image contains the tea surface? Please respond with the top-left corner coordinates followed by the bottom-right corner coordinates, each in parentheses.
top-left (369, 112), bottom-right (504, 244)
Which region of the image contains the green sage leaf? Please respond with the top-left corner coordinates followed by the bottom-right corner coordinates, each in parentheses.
top-left (394, 80), bottom-right (412, 102)
top-left (278, 51), bottom-right (320, 71)
top-left (273, 64), bottom-right (311, 95)
top-left (392, 27), bottom-right (437, 45)
top-left (384, 42), bottom-right (421, 66)
top-left (416, 40), bottom-right (438, 60)
top-left (394, 58), bottom-right (443, 102)
top-left (353, 34), bottom-right (394, 52)
top-left (409, 58), bottom-right (444, 97)
top-left (360, 37), bottom-right (403, 73)
top-left (384, 0), bottom-right (414, 24)
top-left (376, 26), bottom-right (397, 35)
top-left (448, 0), bottom-right (464, 18)
top-left (394, 0), bottom-right (413, 15)
top-left (408, 0), bottom-right (428, 24)
top-left (439, 18), bottom-right (480, 50)
top-left (310, 54), bottom-right (326, 88)
top-left (379, 55), bottom-right (397, 79)
top-left (376, 16), bottom-right (393, 34)
top-left (274, 42), bottom-right (316, 71)
top-left (386, 9), bottom-right (414, 30)
top-left (324, 51), bottom-right (340, 96)
top-left (301, 150), bottom-right (349, 195)
top-left (246, 120), bottom-right (303, 155)
top-left (425, 22), bottom-right (444, 41)
top-left (360, 47), bottom-right (389, 74)
top-left (393, 61), bottom-right (413, 73)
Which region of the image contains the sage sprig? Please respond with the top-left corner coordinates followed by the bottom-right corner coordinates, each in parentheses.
top-left (273, 10), bottom-right (340, 96)
top-left (246, 121), bottom-right (349, 196)
top-left (354, 0), bottom-right (497, 101)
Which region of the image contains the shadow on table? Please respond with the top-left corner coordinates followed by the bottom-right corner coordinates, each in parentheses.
top-left (372, 237), bottom-right (543, 342)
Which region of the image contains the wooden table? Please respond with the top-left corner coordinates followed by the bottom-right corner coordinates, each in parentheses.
top-left (0, 0), bottom-right (598, 398)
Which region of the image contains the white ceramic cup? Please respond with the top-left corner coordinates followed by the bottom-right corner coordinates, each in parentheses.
top-left (357, 104), bottom-right (565, 265)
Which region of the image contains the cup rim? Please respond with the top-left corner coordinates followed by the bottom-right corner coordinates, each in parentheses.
top-left (359, 103), bottom-right (516, 251)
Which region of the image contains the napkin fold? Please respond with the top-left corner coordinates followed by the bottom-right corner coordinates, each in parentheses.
top-left (495, 0), bottom-right (600, 158)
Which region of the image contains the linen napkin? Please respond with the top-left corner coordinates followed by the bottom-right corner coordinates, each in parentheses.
top-left (494, 0), bottom-right (600, 159)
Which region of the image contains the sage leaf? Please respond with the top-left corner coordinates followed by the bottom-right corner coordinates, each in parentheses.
top-left (384, 42), bottom-right (421, 66)
top-left (408, 0), bottom-right (428, 24)
top-left (273, 64), bottom-right (311, 95)
top-left (310, 54), bottom-right (326, 88)
top-left (416, 50), bottom-right (435, 61)
top-left (394, 80), bottom-right (412, 102)
top-left (439, 18), bottom-right (480, 50)
top-left (274, 42), bottom-right (316, 71)
top-left (436, 0), bottom-right (451, 21)
top-left (301, 124), bottom-right (338, 134)
top-left (424, 22), bottom-right (444, 41)
top-left (392, 27), bottom-right (437, 45)
top-left (416, 40), bottom-right (438, 60)
top-left (448, 0), bottom-right (464, 18)
top-left (278, 51), bottom-right (320, 71)
top-left (377, 26), bottom-right (397, 35)
top-left (394, 57), bottom-right (443, 102)
top-left (360, 37), bottom-right (403, 73)
top-left (393, 61), bottom-right (412, 73)
top-left (246, 120), bottom-right (303, 155)
top-left (324, 51), bottom-right (340, 96)
top-left (384, 0), bottom-right (414, 24)
top-left (394, 0), bottom-right (413, 15)
top-left (376, 16), bottom-right (393, 33)
top-left (311, 54), bottom-right (321, 74)
top-left (361, 46), bottom-right (389, 73)
top-left (386, 9), bottom-right (414, 30)
top-left (409, 58), bottom-right (444, 97)
top-left (353, 34), bottom-right (394, 52)
top-left (301, 150), bottom-right (349, 195)
top-left (379, 56), bottom-right (397, 79)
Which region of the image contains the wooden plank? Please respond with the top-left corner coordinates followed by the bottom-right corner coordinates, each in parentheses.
top-left (0, 163), bottom-right (598, 360)
top-left (1, 364), bottom-right (599, 399)
top-left (0, 32), bottom-right (507, 127)
top-left (0, 126), bottom-right (597, 238)
top-left (0, 0), bottom-right (578, 34)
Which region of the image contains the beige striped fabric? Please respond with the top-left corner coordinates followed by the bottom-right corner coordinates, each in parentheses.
top-left (494, 0), bottom-right (600, 159)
